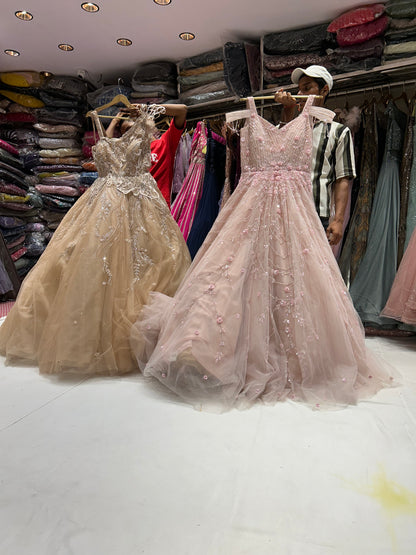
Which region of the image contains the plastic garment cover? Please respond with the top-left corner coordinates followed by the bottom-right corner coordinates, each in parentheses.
top-left (36, 108), bottom-right (84, 126)
top-left (132, 62), bottom-right (177, 83)
top-left (389, 16), bottom-right (416, 29)
top-left (0, 139), bottom-right (19, 157)
top-left (336, 15), bottom-right (389, 46)
top-left (86, 85), bottom-right (132, 117)
top-left (43, 75), bottom-right (88, 98)
top-left (178, 70), bottom-right (224, 90)
top-left (386, 0), bottom-right (416, 18)
top-left (223, 42), bottom-right (252, 97)
top-left (0, 90), bottom-right (44, 108)
top-left (385, 26), bottom-right (416, 42)
top-left (0, 149), bottom-right (24, 171)
top-left (263, 23), bottom-right (332, 54)
top-left (180, 62), bottom-right (224, 77)
top-left (38, 91), bottom-right (83, 109)
top-left (178, 48), bottom-right (223, 71)
top-left (328, 4), bottom-right (385, 32)
top-left (38, 138), bottom-right (80, 149)
top-left (179, 81), bottom-right (230, 105)
top-left (328, 38), bottom-right (384, 60)
top-left (0, 71), bottom-right (44, 88)
top-left (34, 123), bottom-right (81, 134)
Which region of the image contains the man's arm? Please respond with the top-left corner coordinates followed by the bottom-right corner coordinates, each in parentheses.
top-left (326, 177), bottom-right (350, 246)
top-left (160, 104), bottom-right (187, 129)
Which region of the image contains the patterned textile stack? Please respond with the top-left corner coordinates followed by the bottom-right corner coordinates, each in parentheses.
top-left (0, 73), bottom-right (90, 277)
top-left (262, 23), bottom-right (336, 88)
top-left (0, 71), bottom-right (45, 278)
top-left (30, 75), bottom-right (88, 263)
top-left (327, 3), bottom-right (388, 73)
top-left (178, 48), bottom-right (229, 105)
top-left (383, 0), bottom-right (416, 63)
top-left (131, 62), bottom-right (178, 104)
top-left (223, 41), bottom-right (261, 98)
top-left (86, 84), bottom-right (132, 119)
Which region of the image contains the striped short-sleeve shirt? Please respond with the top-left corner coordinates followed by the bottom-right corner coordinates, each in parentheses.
top-left (312, 121), bottom-right (356, 218)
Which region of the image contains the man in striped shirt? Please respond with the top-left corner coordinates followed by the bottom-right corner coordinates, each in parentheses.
top-left (274, 65), bottom-right (356, 246)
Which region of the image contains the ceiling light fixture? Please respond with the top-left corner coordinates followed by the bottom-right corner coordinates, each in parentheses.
top-left (81, 2), bottom-right (99, 12)
top-left (179, 32), bottom-right (195, 41)
top-left (58, 43), bottom-right (74, 52)
top-left (153, 0), bottom-right (172, 5)
top-left (117, 38), bottom-right (132, 46)
top-left (4, 49), bottom-right (20, 56)
top-left (15, 10), bottom-right (33, 21)
top-left (40, 71), bottom-right (53, 77)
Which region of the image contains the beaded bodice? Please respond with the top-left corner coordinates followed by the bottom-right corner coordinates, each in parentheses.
top-left (240, 96), bottom-right (334, 179)
top-left (90, 105), bottom-right (165, 196)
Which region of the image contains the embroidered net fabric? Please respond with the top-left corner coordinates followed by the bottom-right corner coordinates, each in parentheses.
top-left (0, 105), bottom-right (191, 375)
top-left (131, 97), bottom-right (397, 411)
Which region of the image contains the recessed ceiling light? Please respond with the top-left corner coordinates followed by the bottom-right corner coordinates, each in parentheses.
top-left (81, 2), bottom-right (99, 12)
top-left (153, 0), bottom-right (172, 5)
top-left (179, 32), bottom-right (195, 41)
top-left (58, 43), bottom-right (74, 52)
top-left (117, 38), bottom-right (132, 46)
top-left (15, 10), bottom-right (33, 21)
top-left (4, 49), bottom-right (20, 57)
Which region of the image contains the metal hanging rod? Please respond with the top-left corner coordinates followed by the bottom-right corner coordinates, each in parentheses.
top-left (332, 78), bottom-right (416, 97)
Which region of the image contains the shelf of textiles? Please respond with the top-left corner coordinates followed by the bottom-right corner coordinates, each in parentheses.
top-left (261, 1), bottom-right (416, 91)
top-left (0, 72), bottom-right (98, 291)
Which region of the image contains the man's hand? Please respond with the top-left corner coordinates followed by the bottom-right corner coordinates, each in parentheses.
top-left (274, 88), bottom-right (297, 107)
top-left (326, 219), bottom-right (343, 246)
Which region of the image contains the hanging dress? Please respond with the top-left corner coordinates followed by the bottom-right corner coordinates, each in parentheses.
top-left (131, 96), bottom-right (396, 411)
top-left (171, 121), bottom-right (207, 240)
top-left (397, 104), bottom-right (414, 264)
top-left (339, 100), bottom-right (379, 285)
top-left (186, 124), bottom-right (226, 258)
top-left (404, 107), bottom-right (416, 250)
top-left (349, 101), bottom-right (407, 327)
top-left (0, 106), bottom-right (191, 375)
top-left (382, 224), bottom-right (416, 325)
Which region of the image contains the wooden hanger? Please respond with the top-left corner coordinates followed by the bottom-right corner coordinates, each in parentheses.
top-left (156, 116), bottom-right (171, 130)
top-left (86, 94), bottom-right (133, 120)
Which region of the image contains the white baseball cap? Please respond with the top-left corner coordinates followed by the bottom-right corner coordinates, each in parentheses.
top-left (291, 65), bottom-right (333, 92)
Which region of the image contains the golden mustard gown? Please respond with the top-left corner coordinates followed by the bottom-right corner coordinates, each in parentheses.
top-left (0, 106), bottom-right (191, 375)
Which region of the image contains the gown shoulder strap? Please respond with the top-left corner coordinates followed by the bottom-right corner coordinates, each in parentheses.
top-left (302, 96), bottom-right (335, 123)
top-left (90, 110), bottom-right (106, 140)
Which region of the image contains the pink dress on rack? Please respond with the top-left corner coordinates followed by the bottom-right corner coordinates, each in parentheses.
top-left (171, 121), bottom-right (207, 240)
top-left (131, 97), bottom-right (397, 411)
top-left (381, 226), bottom-right (416, 324)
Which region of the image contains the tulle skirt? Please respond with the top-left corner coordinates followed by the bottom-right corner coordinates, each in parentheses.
top-left (0, 177), bottom-right (191, 375)
top-left (382, 226), bottom-right (416, 325)
top-left (131, 168), bottom-right (397, 411)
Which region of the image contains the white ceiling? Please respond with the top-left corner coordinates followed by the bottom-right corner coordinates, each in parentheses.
top-left (0, 0), bottom-right (366, 83)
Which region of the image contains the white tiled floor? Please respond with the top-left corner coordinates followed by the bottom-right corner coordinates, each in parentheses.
top-left (0, 336), bottom-right (415, 555)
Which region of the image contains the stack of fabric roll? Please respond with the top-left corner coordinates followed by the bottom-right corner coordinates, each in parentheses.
top-left (87, 84), bottom-right (132, 118)
top-left (327, 3), bottom-right (388, 73)
top-left (178, 48), bottom-right (229, 105)
top-left (30, 75), bottom-right (87, 256)
top-left (0, 72), bottom-right (89, 276)
top-left (0, 71), bottom-right (45, 277)
top-left (223, 41), bottom-right (261, 98)
top-left (262, 23), bottom-right (336, 88)
top-left (383, 0), bottom-right (416, 63)
top-left (131, 62), bottom-right (178, 104)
